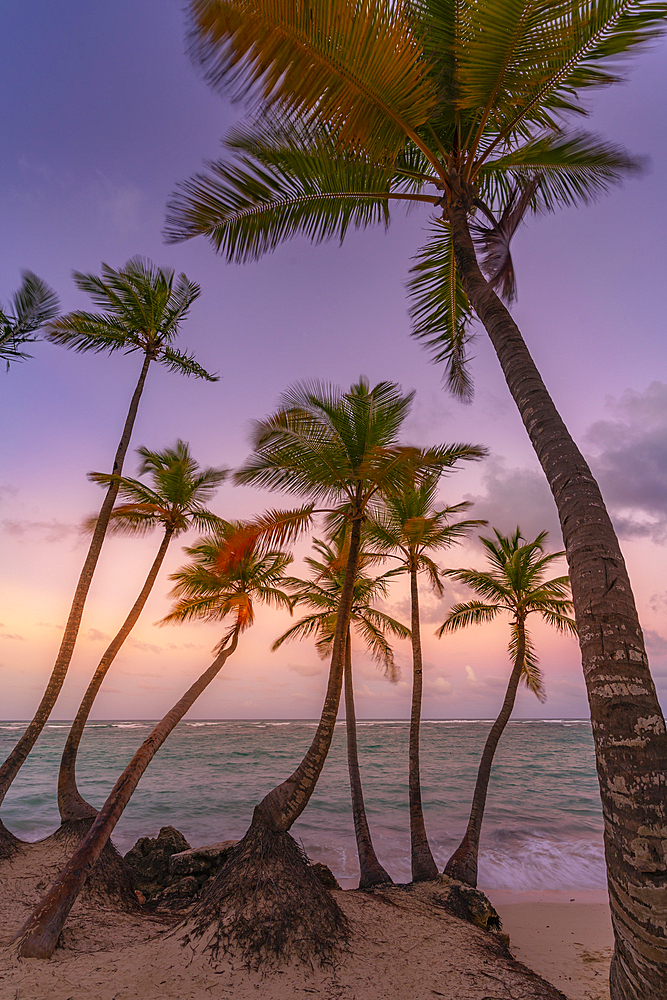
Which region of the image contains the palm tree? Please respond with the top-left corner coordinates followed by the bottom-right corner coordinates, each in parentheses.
top-left (273, 536), bottom-right (410, 888)
top-left (0, 270), bottom-right (59, 370)
top-left (162, 378), bottom-right (480, 964)
top-left (15, 520), bottom-right (292, 958)
top-left (366, 477), bottom-right (484, 881)
top-left (0, 258), bottom-right (216, 816)
top-left (168, 6), bottom-right (667, 990)
top-left (437, 528), bottom-right (576, 888)
top-left (235, 378), bottom-right (480, 836)
top-left (58, 440), bottom-right (228, 823)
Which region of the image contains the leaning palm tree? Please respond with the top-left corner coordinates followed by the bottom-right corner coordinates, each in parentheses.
top-left (234, 378), bottom-right (480, 838)
top-left (58, 440), bottom-right (228, 823)
top-left (173, 377), bottom-right (481, 964)
top-left (366, 477), bottom-right (484, 881)
top-left (273, 536), bottom-right (410, 888)
top-left (0, 270), bottom-right (59, 371)
top-left (437, 528), bottom-right (576, 888)
top-left (168, 6), bottom-right (667, 991)
top-left (0, 258), bottom-right (216, 818)
top-left (15, 520), bottom-right (292, 958)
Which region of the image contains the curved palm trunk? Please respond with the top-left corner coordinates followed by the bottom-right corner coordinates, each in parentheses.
top-left (0, 819), bottom-right (20, 861)
top-left (15, 630), bottom-right (239, 959)
top-left (343, 628), bottom-right (392, 888)
top-left (450, 199), bottom-right (667, 999)
top-left (0, 352), bottom-right (153, 811)
top-left (409, 568), bottom-right (438, 881)
top-left (444, 616), bottom-right (526, 887)
top-left (58, 527), bottom-right (174, 822)
top-left (253, 516), bottom-right (363, 833)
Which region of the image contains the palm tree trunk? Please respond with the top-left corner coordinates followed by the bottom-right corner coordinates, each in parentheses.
top-left (0, 351), bottom-right (153, 809)
top-left (444, 616), bottom-right (526, 887)
top-left (449, 198), bottom-right (667, 999)
top-left (253, 515), bottom-right (363, 833)
top-left (0, 819), bottom-right (20, 860)
top-left (58, 527), bottom-right (174, 822)
top-left (409, 568), bottom-right (438, 881)
top-left (343, 628), bottom-right (392, 888)
top-left (15, 629), bottom-right (239, 959)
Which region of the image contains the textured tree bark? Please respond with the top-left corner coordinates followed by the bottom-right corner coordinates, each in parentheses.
top-left (58, 527), bottom-right (174, 822)
top-left (0, 351), bottom-right (153, 807)
top-left (444, 617), bottom-right (526, 887)
top-left (409, 568), bottom-right (439, 881)
top-left (343, 629), bottom-right (393, 888)
top-left (449, 199), bottom-right (667, 999)
top-left (15, 630), bottom-right (239, 959)
top-left (0, 818), bottom-right (21, 860)
top-left (253, 516), bottom-right (363, 833)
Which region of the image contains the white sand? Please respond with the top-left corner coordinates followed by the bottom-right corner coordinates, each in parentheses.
top-left (489, 890), bottom-right (613, 1000)
top-left (0, 836), bottom-right (614, 1000)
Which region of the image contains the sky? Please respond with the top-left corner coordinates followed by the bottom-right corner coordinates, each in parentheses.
top-left (1, 1), bottom-right (666, 722)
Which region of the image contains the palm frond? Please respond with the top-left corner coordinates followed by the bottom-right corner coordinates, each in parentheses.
top-left (408, 217), bottom-right (476, 401)
top-left (47, 312), bottom-right (132, 354)
top-left (8, 271), bottom-right (59, 337)
top-left (188, 0), bottom-right (438, 159)
top-left (235, 377), bottom-right (421, 509)
top-left (481, 130), bottom-right (642, 211)
top-left (160, 346), bottom-right (219, 381)
top-left (539, 608), bottom-right (578, 634)
top-left (250, 505), bottom-right (317, 549)
top-left (272, 612), bottom-right (333, 652)
top-left (443, 567), bottom-right (513, 603)
top-left (479, 0), bottom-right (667, 154)
top-left (87, 443), bottom-right (226, 539)
top-left (437, 600), bottom-right (501, 635)
top-left (353, 615), bottom-right (400, 680)
top-left (48, 259), bottom-right (207, 377)
top-left (473, 177), bottom-right (541, 302)
top-left (1, 270), bottom-right (58, 370)
top-left (165, 147), bottom-right (399, 257)
top-left (508, 621), bottom-right (546, 702)
top-left (165, 114), bottom-right (442, 258)
top-left (164, 523), bottom-right (292, 636)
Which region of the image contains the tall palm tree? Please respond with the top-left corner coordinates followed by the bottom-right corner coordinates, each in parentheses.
top-left (437, 528), bottom-right (576, 888)
top-left (152, 378), bottom-right (479, 964)
top-left (366, 478), bottom-right (484, 881)
top-left (15, 521), bottom-right (292, 958)
top-left (0, 258), bottom-right (216, 815)
top-left (235, 377), bottom-right (480, 835)
top-left (273, 536), bottom-right (410, 888)
top-left (0, 270), bottom-right (59, 371)
top-left (168, 6), bottom-right (667, 990)
top-left (58, 440), bottom-right (228, 823)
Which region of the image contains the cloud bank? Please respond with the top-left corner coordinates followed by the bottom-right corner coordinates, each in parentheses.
top-left (585, 382), bottom-right (667, 543)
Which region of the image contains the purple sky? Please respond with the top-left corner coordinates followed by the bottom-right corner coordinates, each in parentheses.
top-left (1, 1), bottom-right (666, 721)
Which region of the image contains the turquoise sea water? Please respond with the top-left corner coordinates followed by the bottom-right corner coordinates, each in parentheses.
top-left (0, 719), bottom-right (605, 891)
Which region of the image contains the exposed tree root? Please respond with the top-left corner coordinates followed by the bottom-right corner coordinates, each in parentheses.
top-left (180, 821), bottom-right (349, 969)
top-left (0, 819), bottom-right (22, 862)
top-left (52, 819), bottom-right (140, 912)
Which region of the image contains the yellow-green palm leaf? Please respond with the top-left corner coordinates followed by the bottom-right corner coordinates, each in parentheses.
top-left (189, 0), bottom-right (438, 159)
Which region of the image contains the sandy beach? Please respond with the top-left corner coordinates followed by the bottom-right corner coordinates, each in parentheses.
top-left (490, 890), bottom-right (613, 1000)
top-left (0, 832), bottom-right (614, 1000)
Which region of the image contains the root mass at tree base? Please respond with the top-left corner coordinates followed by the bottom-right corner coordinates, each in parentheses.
top-left (180, 821), bottom-right (349, 968)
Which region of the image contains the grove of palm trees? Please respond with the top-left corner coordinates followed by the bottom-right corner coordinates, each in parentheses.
top-left (1, 4), bottom-right (666, 999)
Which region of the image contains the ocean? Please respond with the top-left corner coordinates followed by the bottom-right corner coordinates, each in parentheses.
top-left (0, 719), bottom-right (606, 892)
